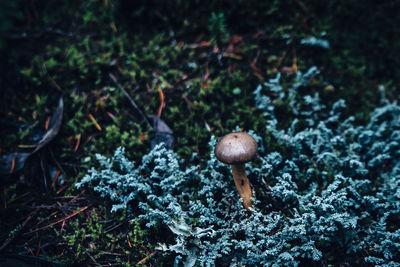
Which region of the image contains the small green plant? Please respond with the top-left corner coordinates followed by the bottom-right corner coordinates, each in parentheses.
top-left (208, 12), bottom-right (228, 45)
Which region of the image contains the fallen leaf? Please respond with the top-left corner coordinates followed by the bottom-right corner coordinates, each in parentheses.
top-left (24, 95), bottom-right (63, 189)
top-left (0, 96), bottom-right (64, 183)
top-left (32, 95), bottom-right (64, 154)
top-left (148, 115), bottom-right (174, 150)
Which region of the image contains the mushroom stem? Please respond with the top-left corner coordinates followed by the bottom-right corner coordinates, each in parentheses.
top-left (231, 164), bottom-right (253, 210)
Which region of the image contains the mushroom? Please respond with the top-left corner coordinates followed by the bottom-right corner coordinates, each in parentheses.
top-left (214, 132), bottom-right (257, 210)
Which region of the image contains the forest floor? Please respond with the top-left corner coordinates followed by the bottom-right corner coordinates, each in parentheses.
top-left (1, 1), bottom-right (399, 265)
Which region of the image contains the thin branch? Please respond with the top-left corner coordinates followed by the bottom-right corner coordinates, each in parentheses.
top-left (24, 206), bottom-right (89, 234)
top-left (40, 57), bottom-right (63, 92)
top-left (0, 28), bottom-right (77, 39)
top-left (109, 73), bottom-right (152, 129)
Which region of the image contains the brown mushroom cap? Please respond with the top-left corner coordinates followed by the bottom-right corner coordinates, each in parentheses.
top-left (214, 132), bottom-right (257, 164)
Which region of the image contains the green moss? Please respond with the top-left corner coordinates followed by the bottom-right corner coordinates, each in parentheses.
top-left (58, 207), bottom-right (150, 265)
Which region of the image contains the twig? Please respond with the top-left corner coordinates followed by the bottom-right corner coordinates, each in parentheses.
top-left (45, 116), bottom-right (51, 130)
top-left (86, 251), bottom-right (101, 266)
top-left (39, 153), bottom-right (49, 192)
top-left (157, 87), bottom-right (165, 117)
top-left (275, 49), bottom-right (289, 71)
top-left (0, 28), bottom-right (77, 39)
top-left (35, 239), bottom-right (42, 256)
top-left (105, 221), bottom-right (125, 233)
top-left (60, 219), bottom-right (66, 233)
top-left (109, 73), bottom-right (152, 129)
top-left (291, 34), bottom-right (298, 72)
top-left (51, 196), bottom-right (79, 200)
top-left (40, 57), bottom-right (63, 92)
top-left (36, 211), bottom-right (59, 227)
top-left (51, 170), bottom-right (61, 185)
top-left (56, 184), bottom-right (69, 195)
top-left (9, 158), bottom-right (15, 174)
top-left (25, 243), bottom-right (35, 256)
top-left (7, 192), bottom-right (31, 205)
top-left (74, 133), bottom-right (81, 152)
top-left (294, 0), bottom-right (308, 13)
top-left (98, 251), bottom-right (124, 256)
top-left (136, 251), bottom-right (156, 265)
top-left (24, 206), bottom-right (89, 234)
top-left (49, 148), bottom-right (67, 180)
top-left (181, 94), bottom-right (215, 132)
top-left (127, 235), bottom-right (132, 248)
top-left (88, 113), bottom-right (102, 131)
